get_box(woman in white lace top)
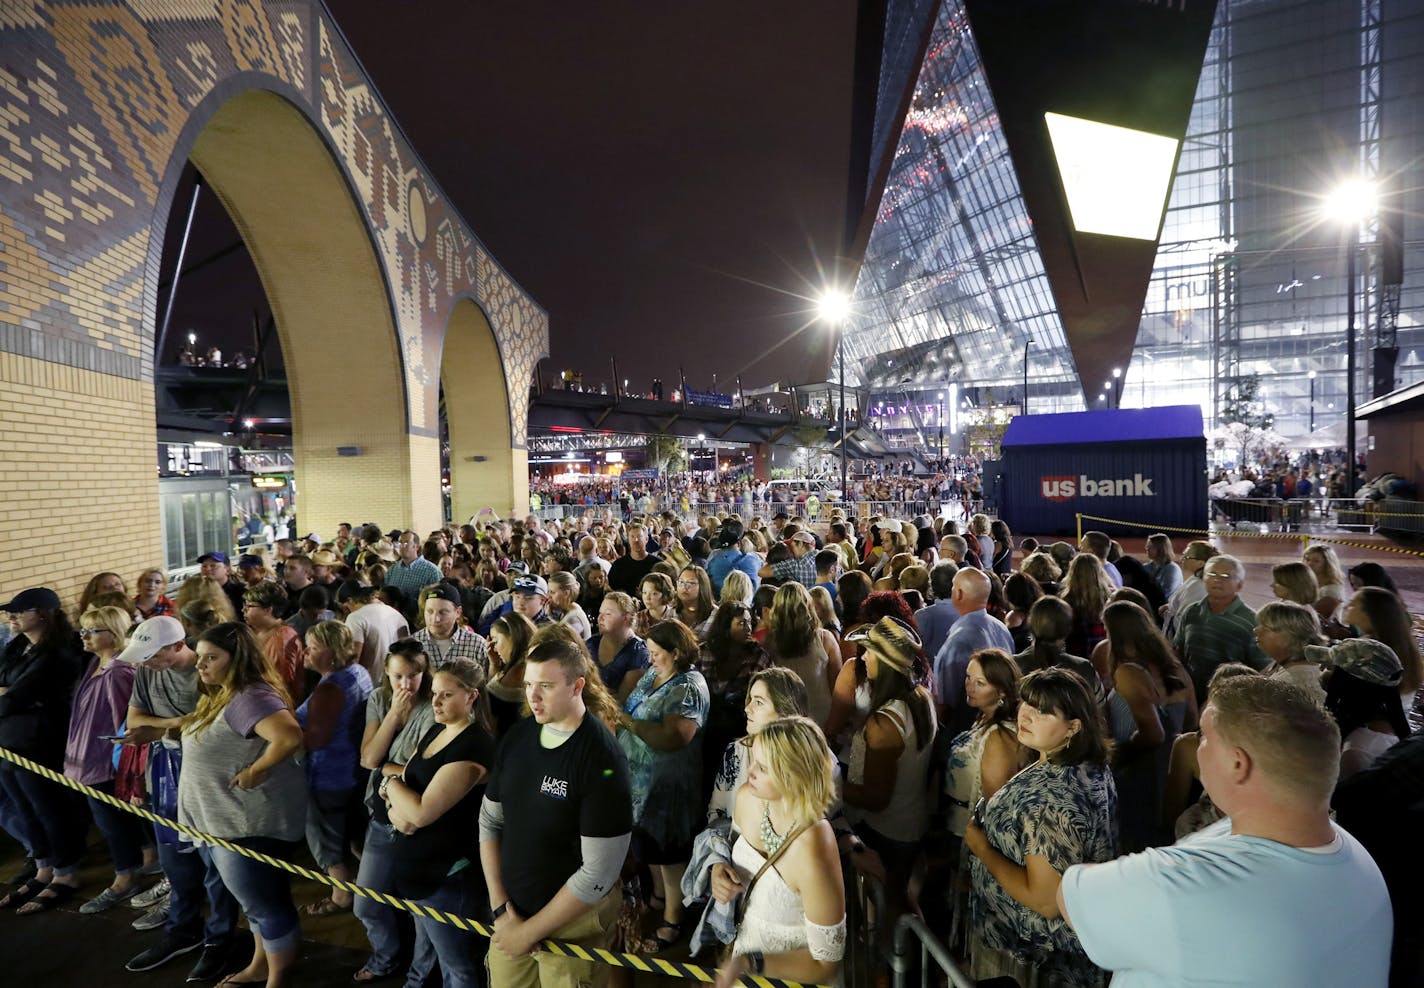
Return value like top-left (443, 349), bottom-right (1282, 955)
top-left (710, 716), bottom-right (846, 988)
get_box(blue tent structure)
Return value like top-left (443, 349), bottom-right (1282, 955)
top-left (997, 406), bottom-right (1207, 536)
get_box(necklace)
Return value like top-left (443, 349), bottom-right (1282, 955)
top-left (759, 802), bottom-right (785, 856)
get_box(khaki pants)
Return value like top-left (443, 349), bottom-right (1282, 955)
top-left (485, 890), bottom-right (621, 988)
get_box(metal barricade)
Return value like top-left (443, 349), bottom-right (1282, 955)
top-left (841, 853), bottom-right (890, 988)
top-left (889, 914), bottom-right (975, 988)
top-left (1210, 497), bottom-right (1281, 530)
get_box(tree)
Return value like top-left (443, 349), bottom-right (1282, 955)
top-left (790, 426), bottom-right (833, 476)
top-left (644, 434), bottom-right (687, 474)
top-left (1220, 373), bottom-right (1275, 431)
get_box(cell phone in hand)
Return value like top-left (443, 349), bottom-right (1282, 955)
top-left (97, 734), bottom-right (124, 741)
top-left (972, 796), bottom-right (987, 828)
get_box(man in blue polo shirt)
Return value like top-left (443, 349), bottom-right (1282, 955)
top-left (1057, 676), bottom-right (1391, 987)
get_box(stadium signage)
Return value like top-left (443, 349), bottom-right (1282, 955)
top-left (1041, 473), bottom-right (1155, 502)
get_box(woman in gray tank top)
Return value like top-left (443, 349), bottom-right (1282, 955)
top-left (179, 623), bottom-right (306, 988)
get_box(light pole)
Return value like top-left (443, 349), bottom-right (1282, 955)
top-left (1112, 367), bottom-right (1122, 409)
top-left (937, 391), bottom-right (945, 466)
top-left (1325, 178), bottom-right (1375, 490)
top-left (1103, 379), bottom-right (1114, 409)
top-left (1308, 370), bottom-right (1317, 432)
top-left (818, 290), bottom-right (852, 503)
top-left (1022, 338), bottom-right (1035, 414)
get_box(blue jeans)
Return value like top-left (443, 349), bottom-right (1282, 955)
top-left (159, 837), bottom-right (240, 944)
top-left (86, 781), bottom-right (146, 876)
top-left (0, 780), bottom-right (33, 856)
top-left (353, 822), bottom-right (404, 975)
top-left (0, 762), bottom-right (83, 874)
top-left (207, 837), bottom-right (301, 955)
top-left (405, 868), bottom-right (486, 988)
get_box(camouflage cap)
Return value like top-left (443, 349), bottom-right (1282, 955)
top-left (1304, 637), bottom-right (1403, 688)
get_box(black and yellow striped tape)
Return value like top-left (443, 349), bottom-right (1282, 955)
top-left (1075, 514), bottom-right (1424, 559)
top-left (0, 744), bottom-right (825, 988)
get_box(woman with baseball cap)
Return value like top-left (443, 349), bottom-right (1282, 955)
top-left (0, 587), bottom-right (87, 912)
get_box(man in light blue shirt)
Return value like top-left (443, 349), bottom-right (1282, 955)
top-left (914, 561), bottom-right (960, 660)
top-left (1057, 675), bottom-right (1391, 987)
top-left (932, 567), bottom-right (1012, 734)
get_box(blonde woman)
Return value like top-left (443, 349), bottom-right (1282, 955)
top-left (1271, 562), bottom-right (1320, 607)
top-left (296, 621), bottom-right (372, 916)
top-left (1062, 553), bottom-right (1115, 659)
top-left (710, 716), bottom-right (845, 988)
top-left (765, 583), bottom-right (843, 725)
top-left (547, 571), bottom-right (591, 639)
top-left (179, 622), bottom-right (305, 988)
top-left (1303, 544), bottom-right (1347, 624)
top-left (134, 567), bottom-right (176, 619)
top-left (63, 606), bottom-right (154, 914)
top-left (175, 575), bottom-right (237, 637)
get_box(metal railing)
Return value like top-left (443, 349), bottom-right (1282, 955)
top-left (527, 499), bottom-right (988, 527)
top-left (841, 852), bottom-right (890, 988)
top-left (888, 914), bottom-right (975, 988)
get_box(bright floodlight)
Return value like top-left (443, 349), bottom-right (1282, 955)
top-left (1045, 112), bottom-right (1180, 240)
top-left (817, 290), bottom-right (852, 323)
top-left (1112, 367), bottom-right (1122, 378)
top-left (1324, 178), bottom-right (1377, 223)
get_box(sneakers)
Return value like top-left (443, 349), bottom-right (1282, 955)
top-left (125, 933), bottom-right (202, 973)
top-left (132, 900), bottom-right (169, 931)
top-left (187, 941), bottom-right (238, 983)
top-left (79, 884), bottom-right (141, 914)
top-left (131, 877), bottom-right (171, 909)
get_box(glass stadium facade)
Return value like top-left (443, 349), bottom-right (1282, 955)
top-left (843, 0), bottom-right (1424, 444)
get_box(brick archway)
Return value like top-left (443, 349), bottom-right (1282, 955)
top-left (441, 298), bottom-right (527, 521)
top-left (0, 2), bottom-right (546, 602)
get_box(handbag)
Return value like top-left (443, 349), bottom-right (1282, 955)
top-left (148, 743), bottom-right (184, 845)
top-left (720, 820), bottom-right (811, 965)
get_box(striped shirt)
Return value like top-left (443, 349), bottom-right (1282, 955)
top-left (1174, 596), bottom-right (1270, 698)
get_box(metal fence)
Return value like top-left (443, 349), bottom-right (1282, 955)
top-left (888, 914), bottom-right (975, 988)
top-left (528, 499), bottom-right (988, 527)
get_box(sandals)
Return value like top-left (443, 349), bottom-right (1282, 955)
top-left (0, 878), bottom-right (47, 910)
top-left (653, 919), bottom-right (684, 951)
top-left (352, 965), bottom-right (397, 983)
top-left (15, 881), bottom-right (80, 915)
top-left (304, 896), bottom-right (353, 917)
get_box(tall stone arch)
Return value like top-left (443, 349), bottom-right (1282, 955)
top-left (0, 1), bottom-right (546, 601)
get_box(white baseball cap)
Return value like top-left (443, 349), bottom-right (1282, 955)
top-left (117, 616), bottom-right (186, 664)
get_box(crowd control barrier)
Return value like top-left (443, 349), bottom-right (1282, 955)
top-left (887, 914), bottom-right (975, 988)
top-left (0, 743), bottom-right (831, 988)
top-left (1075, 513), bottom-right (1424, 561)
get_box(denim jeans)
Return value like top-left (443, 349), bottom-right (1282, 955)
top-left (0, 762), bottom-right (83, 874)
top-left (86, 781), bottom-right (146, 876)
top-left (405, 868), bottom-right (487, 988)
top-left (159, 836), bottom-right (240, 944)
top-left (207, 837), bottom-right (301, 955)
top-left (0, 780), bottom-right (33, 856)
top-left (353, 821), bottom-right (405, 975)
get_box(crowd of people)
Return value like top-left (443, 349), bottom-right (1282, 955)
top-left (0, 503), bottom-right (1418, 987)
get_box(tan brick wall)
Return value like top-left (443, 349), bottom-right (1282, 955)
top-left (0, 352), bottom-right (161, 608)
top-left (0, 1), bottom-right (545, 593)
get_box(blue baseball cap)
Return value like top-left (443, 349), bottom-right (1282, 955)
top-left (196, 551), bottom-right (229, 565)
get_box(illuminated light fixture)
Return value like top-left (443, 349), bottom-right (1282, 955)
top-left (1322, 178), bottom-right (1377, 222)
top-left (1045, 112), bottom-right (1180, 240)
top-left (816, 290), bottom-right (851, 323)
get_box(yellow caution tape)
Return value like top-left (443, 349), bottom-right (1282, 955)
top-left (1075, 514), bottom-right (1424, 559)
top-left (0, 744), bottom-right (823, 988)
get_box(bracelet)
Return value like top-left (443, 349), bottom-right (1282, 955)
top-left (379, 776), bottom-right (394, 800)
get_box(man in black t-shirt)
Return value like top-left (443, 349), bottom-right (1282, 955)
top-left (480, 636), bottom-right (631, 986)
top-left (607, 522), bottom-right (659, 596)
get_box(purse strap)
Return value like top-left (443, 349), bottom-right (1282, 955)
top-left (733, 820), bottom-right (811, 928)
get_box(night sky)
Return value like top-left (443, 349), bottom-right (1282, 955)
top-left (161, 2), bottom-right (862, 393)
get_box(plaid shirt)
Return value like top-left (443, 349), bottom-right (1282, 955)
top-left (414, 625), bottom-right (489, 674)
top-left (769, 550), bottom-right (818, 587)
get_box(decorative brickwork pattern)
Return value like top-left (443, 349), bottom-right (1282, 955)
top-left (0, 1), bottom-right (546, 603)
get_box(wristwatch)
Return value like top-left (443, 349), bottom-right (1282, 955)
top-left (492, 901), bottom-right (510, 920)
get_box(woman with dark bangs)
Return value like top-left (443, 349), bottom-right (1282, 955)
top-left (965, 668), bottom-right (1116, 987)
